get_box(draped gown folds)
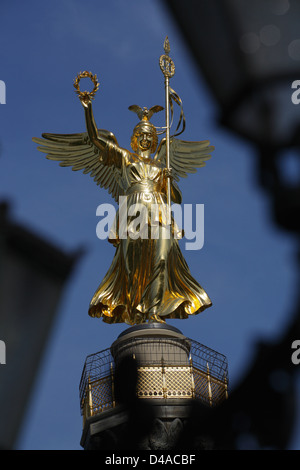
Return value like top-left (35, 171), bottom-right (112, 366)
top-left (88, 141), bottom-right (212, 324)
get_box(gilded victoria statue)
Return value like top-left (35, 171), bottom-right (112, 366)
top-left (33, 40), bottom-right (214, 325)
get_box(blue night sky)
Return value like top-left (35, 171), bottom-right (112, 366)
top-left (0, 0), bottom-right (299, 449)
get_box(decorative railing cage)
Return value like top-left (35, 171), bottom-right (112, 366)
top-left (79, 338), bottom-right (228, 424)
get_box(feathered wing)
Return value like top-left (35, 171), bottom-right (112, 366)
top-left (32, 130), bottom-right (123, 202)
top-left (154, 137), bottom-right (214, 182)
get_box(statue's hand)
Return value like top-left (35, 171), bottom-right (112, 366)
top-left (163, 168), bottom-right (173, 180)
top-left (79, 92), bottom-right (92, 108)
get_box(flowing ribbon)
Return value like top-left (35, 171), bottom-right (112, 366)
top-left (155, 87), bottom-right (186, 137)
top-left (169, 87), bottom-right (186, 137)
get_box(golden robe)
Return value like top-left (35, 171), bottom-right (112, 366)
top-left (88, 141), bottom-right (212, 324)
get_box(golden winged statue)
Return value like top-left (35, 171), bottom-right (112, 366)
top-left (33, 69), bottom-right (214, 326)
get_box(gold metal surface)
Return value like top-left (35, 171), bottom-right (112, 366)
top-left (73, 70), bottom-right (99, 101)
top-left (33, 39), bottom-right (214, 326)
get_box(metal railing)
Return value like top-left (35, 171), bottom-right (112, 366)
top-left (80, 338), bottom-right (228, 425)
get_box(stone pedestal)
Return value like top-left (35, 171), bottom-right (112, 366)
top-left (80, 323), bottom-right (228, 450)
top-left (111, 323), bottom-right (191, 366)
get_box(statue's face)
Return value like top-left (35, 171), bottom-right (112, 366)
top-left (131, 123), bottom-right (158, 155)
top-left (137, 130), bottom-right (154, 152)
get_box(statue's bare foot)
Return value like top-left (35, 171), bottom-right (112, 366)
top-left (149, 314), bottom-right (166, 324)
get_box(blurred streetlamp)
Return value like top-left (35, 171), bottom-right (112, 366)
top-left (165, 0), bottom-right (300, 148)
top-left (163, 0), bottom-right (300, 449)
top-left (0, 202), bottom-right (81, 449)
top-left (164, 0), bottom-right (300, 232)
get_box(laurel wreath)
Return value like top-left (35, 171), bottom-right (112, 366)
top-left (73, 71), bottom-right (100, 101)
top-left (159, 55), bottom-right (175, 78)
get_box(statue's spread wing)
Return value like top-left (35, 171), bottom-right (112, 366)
top-left (32, 130), bottom-right (123, 202)
top-left (154, 137), bottom-right (214, 181)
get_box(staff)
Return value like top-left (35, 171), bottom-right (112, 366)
top-left (159, 36), bottom-right (175, 225)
